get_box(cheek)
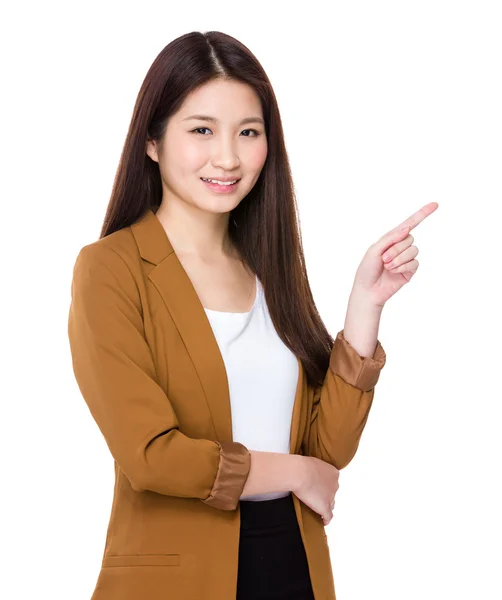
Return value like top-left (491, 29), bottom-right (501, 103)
top-left (177, 143), bottom-right (207, 172)
top-left (246, 139), bottom-right (268, 170)
top-left (165, 132), bottom-right (206, 173)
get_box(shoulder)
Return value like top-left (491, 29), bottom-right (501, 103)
top-left (71, 226), bottom-right (142, 293)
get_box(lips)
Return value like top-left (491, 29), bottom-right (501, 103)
top-left (200, 178), bottom-right (241, 193)
top-left (200, 177), bottom-right (241, 184)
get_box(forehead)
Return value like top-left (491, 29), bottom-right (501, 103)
top-left (177, 79), bottom-right (263, 119)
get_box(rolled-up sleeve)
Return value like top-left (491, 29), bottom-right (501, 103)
top-left (68, 243), bottom-right (251, 510)
top-left (301, 329), bottom-right (386, 469)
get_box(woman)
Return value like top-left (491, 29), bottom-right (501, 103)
top-left (68, 30), bottom-right (437, 600)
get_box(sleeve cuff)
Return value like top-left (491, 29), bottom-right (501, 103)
top-left (201, 441), bottom-right (251, 510)
top-left (329, 329), bottom-right (387, 391)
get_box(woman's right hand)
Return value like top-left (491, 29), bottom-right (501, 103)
top-left (293, 455), bottom-right (340, 526)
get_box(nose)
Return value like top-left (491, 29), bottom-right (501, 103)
top-left (211, 136), bottom-right (240, 171)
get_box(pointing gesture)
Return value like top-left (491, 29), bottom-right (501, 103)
top-left (351, 202), bottom-right (439, 307)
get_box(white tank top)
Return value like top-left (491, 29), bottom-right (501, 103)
top-left (204, 274), bottom-right (299, 501)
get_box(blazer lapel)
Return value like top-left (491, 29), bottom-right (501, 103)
top-left (130, 208), bottom-right (305, 454)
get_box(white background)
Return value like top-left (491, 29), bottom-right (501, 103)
top-left (1, 1), bottom-right (501, 599)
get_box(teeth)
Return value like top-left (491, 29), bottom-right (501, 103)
top-left (201, 178), bottom-right (238, 185)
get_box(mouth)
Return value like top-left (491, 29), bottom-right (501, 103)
top-left (200, 177), bottom-right (241, 193)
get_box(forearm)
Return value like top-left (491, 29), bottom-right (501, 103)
top-left (343, 289), bottom-right (384, 358)
top-left (240, 451), bottom-right (305, 497)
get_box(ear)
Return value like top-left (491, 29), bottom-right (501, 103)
top-left (145, 139), bottom-right (159, 163)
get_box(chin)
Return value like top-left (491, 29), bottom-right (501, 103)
top-left (196, 196), bottom-right (245, 214)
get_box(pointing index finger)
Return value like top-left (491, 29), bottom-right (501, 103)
top-left (396, 202), bottom-right (439, 232)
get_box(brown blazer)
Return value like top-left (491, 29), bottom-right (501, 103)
top-left (67, 208), bottom-right (386, 600)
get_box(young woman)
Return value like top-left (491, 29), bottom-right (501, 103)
top-left (68, 30), bottom-right (437, 600)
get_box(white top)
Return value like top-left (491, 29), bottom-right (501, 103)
top-left (204, 274), bottom-right (299, 502)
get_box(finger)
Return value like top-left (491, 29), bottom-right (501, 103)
top-left (387, 258), bottom-right (419, 274)
top-left (374, 202), bottom-right (437, 256)
top-left (374, 202), bottom-right (439, 253)
top-left (395, 202), bottom-right (438, 233)
top-left (384, 245), bottom-right (419, 270)
top-left (382, 234), bottom-right (414, 263)
top-left (373, 225), bottom-right (412, 257)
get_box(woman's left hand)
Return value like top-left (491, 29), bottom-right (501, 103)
top-left (351, 202), bottom-right (439, 308)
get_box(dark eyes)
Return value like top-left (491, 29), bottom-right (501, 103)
top-left (190, 127), bottom-right (260, 137)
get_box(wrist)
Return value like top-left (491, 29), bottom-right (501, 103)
top-left (292, 454), bottom-right (310, 494)
top-left (348, 287), bottom-right (385, 312)
top-left (344, 289), bottom-right (383, 358)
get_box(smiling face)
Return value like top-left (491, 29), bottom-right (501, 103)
top-left (146, 78), bottom-right (268, 217)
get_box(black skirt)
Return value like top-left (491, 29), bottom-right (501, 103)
top-left (236, 492), bottom-right (316, 600)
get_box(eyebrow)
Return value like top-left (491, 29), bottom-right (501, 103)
top-left (182, 114), bottom-right (265, 126)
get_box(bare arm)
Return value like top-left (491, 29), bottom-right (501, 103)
top-left (240, 451), bottom-right (305, 497)
top-left (241, 451), bottom-right (341, 527)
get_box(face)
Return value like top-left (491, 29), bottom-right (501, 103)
top-left (146, 78), bottom-right (268, 217)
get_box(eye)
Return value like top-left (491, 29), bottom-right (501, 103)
top-left (241, 129), bottom-right (260, 137)
top-left (190, 128), bottom-right (261, 137)
top-left (191, 127), bottom-right (212, 135)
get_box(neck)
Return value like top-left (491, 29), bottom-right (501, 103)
top-left (155, 198), bottom-right (236, 261)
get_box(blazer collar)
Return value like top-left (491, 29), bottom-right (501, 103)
top-left (130, 208), bottom-right (305, 454)
top-left (130, 207), bottom-right (174, 265)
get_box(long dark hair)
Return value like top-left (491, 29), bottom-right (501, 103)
top-left (99, 30), bottom-right (335, 389)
